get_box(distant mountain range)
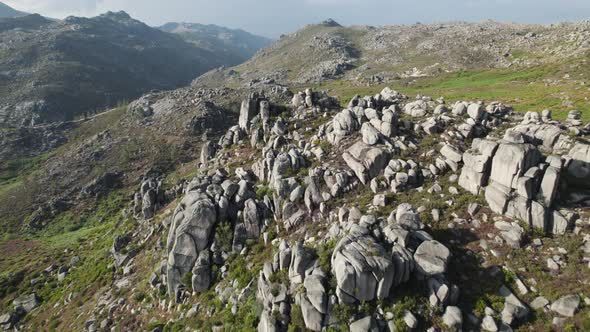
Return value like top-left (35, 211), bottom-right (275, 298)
top-left (159, 22), bottom-right (272, 64)
top-left (0, 1), bottom-right (27, 18)
top-left (0, 4), bottom-right (271, 127)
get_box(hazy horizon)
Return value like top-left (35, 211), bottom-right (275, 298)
top-left (4, 0), bottom-right (590, 38)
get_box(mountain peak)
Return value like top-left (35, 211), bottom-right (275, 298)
top-left (100, 10), bottom-right (132, 20)
top-left (320, 18), bottom-right (341, 27)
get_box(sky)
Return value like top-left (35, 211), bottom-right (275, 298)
top-left (4, 0), bottom-right (590, 38)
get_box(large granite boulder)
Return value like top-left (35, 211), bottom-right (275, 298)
top-left (343, 141), bottom-right (391, 185)
top-left (414, 240), bottom-right (451, 276)
top-left (566, 143), bottom-right (590, 188)
top-left (331, 225), bottom-right (394, 304)
top-left (489, 143), bottom-right (541, 189)
top-left (166, 191), bottom-right (217, 297)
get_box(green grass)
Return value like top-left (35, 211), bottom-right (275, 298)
top-left (315, 61), bottom-right (590, 121)
top-left (0, 189), bottom-right (129, 328)
top-left (0, 154), bottom-right (50, 186)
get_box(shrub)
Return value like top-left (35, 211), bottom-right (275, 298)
top-left (256, 185), bottom-right (273, 200)
top-left (181, 272), bottom-right (193, 292)
top-left (287, 304), bottom-right (306, 332)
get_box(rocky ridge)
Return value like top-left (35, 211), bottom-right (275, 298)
top-left (196, 20), bottom-right (590, 88)
top-left (51, 86), bottom-right (590, 332)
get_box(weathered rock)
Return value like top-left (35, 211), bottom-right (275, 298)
top-left (333, 109), bottom-right (359, 137)
top-left (459, 166), bottom-right (487, 195)
top-left (258, 310), bottom-right (277, 332)
top-left (414, 240), bottom-right (451, 276)
top-left (538, 166), bottom-right (560, 207)
top-left (550, 295), bottom-right (580, 317)
top-left (441, 144), bottom-right (462, 163)
top-left (361, 122), bottom-right (381, 145)
top-left (242, 198), bottom-right (261, 239)
top-left (13, 294), bottom-right (39, 313)
top-left (530, 296), bottom-right (549, 310)
top-left (499, 285), bottom-right (529, 325)
top-left (166, 192), bottom-right (217, 297)
top-left (343, 141), bottom-right (390, 185)
top-left (289, 243), bottom-right (315, 284)
top-left (297, 292), bottom-right (323, 331)
top-left (467, 103), bottom-right (484, 122)
top-left (350, 316), bottom-right (379, 332)
top-left (550, 210), bottom-right (569, 235)
top-left (566, 143), bottom-right (590, 188)
top-left (201, 141), bottom-right (217, 164)
top-left (442, 306), bottom-right (463, 331)
top-left (191, 249), bottom-right (211, 293)
top-left (489, 143), bottom-right (541, 189)
top-left (304, 273), bottom-right (328, 314)
top-left (481, 315), bottom-right (498, 332)
top-left (485, 181), bottom-right (511, 214)
top-left (331, 226), bottom-right (393, 303)
top-left (239, 95), bottom-right (259, 131)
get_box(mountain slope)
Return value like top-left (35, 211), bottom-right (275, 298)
top-left (196, 20), bottom-right (590, 87)
top-left (159, 22), bottom-right (272, 63)
top-left (0, 17), bottom-right (590, 332)
top-left (0, 11), bottom-right (255, 127)
top-left (0, 1), bottom-right (27, 18)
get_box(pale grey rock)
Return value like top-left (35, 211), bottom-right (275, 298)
top-left (489, 143), bottom-right (541, 189)
top-left (566, 143), bottom-right (590, 188)
top-left (485, 181), bottom-right (511, 214)
top-left (459, 166), bottom-right (486, 195)
top-left (538, 166), bottom-right (560, 207)
top-left (297, 293), bottom-right (323, 331)
top-left (441, 144), bottom-right (462, 163)
top-left (482, 315), bottom-right (498, 332)
top-left (343, 141), bottom-right (390, 185)
top-left (239, 96), bottom-right (258, 131)
top-left (331, 228), bottom-right (394, 303)
top-left (289, 243), bottom-right (315, 284)
top-left (499, 285), bottom-right (530, 325)
top-left (333, 109), bottom-right (359, 136)
top-left (258, 310), bottom-right (277, 332)
top-left (403, 310), bottom-right (418, 329)
top-left (191, 249), bottom-right (211, 293)
top-left (550, 210), bottom-right (569, 235)
top-left (350, 316), bottom-right (379, 332)
top-left (304, 273), bottom-right (328, 314)
top-left (550, 295), bottom-right (580, 317)
top-left (166, 192), bottom-right (217, 297)
top-left (468, 103), bottom-right (484, 122)
top-left (414, 240), bottom-right (451, 276)
top-left (442, 306), bottom-right (462, 331)
top-left (13, 293), bottom-right (39, 313)
top-left (452, 102), bottom-right (467, 116)
top-left (530, 296), bottom-right (549, 310)
top-left (361, 122), bottom-right (381, 145)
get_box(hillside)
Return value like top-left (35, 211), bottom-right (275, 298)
top-left (159, 22), bottom-right (272, 64)
top-left (195, 20), bottom-right (590, 120)
top-left (0, 2), bottom-right (27, 18)
top-left (199, 20), bottom-right (590, 85)
top-left (0, 11), bottom-right (263, 127)
top-left (0, 18), bottom-right (589, 332)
